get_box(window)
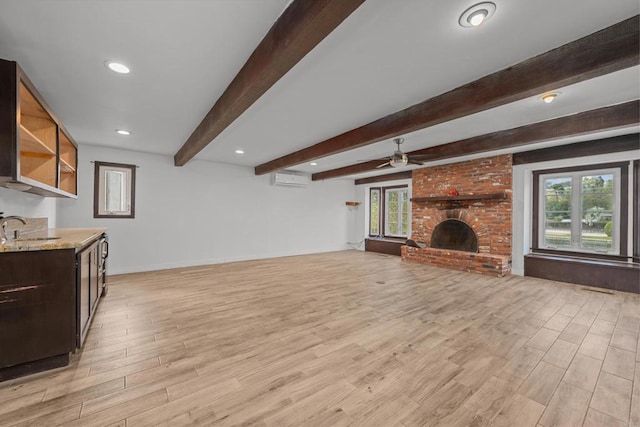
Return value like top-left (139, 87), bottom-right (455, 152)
top-left (385, 187), bottom-right (409, 237)
top-left (94, 161), bottom-right (136, 218)
top-left (369, 185), bottom-right (409, 238)
top-left (534, 163), bottom-right (628, 257)
top-left (370, 188), bottom-right (380, 235)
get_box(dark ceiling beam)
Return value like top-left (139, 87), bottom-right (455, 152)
top-left (512, 132), bottom-right (640, 165)
top-left (173, 0), bottom-right (366, 167)
top-left (255, 15), bottom-right (639, 175)
top-left (354, 171), bottom-right (412, 185)
top-left (312, 100), bottom-right (639, 180)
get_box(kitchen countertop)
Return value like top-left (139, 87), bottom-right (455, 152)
top-left (0, 228), bottom-right (107, 253)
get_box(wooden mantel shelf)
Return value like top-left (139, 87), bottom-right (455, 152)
top-left (410, 192), bottom-right (507, 203)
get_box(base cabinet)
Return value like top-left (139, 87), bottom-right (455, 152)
top-left (0, 249), bottom-right (76, 381)
top-left (365, 238), bottom-right (404, 256)
top-left (524, 253), bottom-right (640, 293)
top-left (0, 233), bottom-right (106, 381)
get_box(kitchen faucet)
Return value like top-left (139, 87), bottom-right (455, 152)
top-left (0, 216), bottom-right (27, 243)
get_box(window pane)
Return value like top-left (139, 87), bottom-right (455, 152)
top-left (543, 177), bottom-right (572, 248)
top-left (580, 174), bottom-right (614, 252)
top-left (386, 190), bottom-right (398, 235)
top-left (385, 189), bottom-right (407, 237)
top-left (105, 170), bottom-right (126, 212)
top-left (401, 190), bottom-right (409, 235)
top-left (370, 189), bottom-right (380, 235)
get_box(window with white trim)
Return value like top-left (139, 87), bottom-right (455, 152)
top-left (369, 185), bottom-right (409, 238)
top-left (537, 166), bottom-right (622, 255)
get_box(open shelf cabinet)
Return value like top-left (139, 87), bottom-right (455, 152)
top-left (59, 130), bottom-right (77, 195)
top-left (0, 59), bottom-right (78, 198)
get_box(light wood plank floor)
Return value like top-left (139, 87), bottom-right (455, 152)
top-left (1, 251), bottom-right (639, 426)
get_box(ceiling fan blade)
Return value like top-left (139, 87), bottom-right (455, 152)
top-left (376, 162), bottom-right (391, 169)
top-left (407, 159), bottom-right (424, 166)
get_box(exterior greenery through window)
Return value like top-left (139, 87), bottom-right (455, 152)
top-left (536, 165), bottom-right (623, 256)
top-left (369, 186), bottom-right (409, 238)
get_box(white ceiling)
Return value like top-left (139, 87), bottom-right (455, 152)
top-left (0, 0), bottom-right (638, 181)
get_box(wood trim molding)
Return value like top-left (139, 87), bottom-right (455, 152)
top-left (513, 133), bottom-right (639, 165)
top-left (173, 0), bottom-right (365, 166)
top-left (354, 171), bottom-right (412, 185)
top-left (256, 16), bottom-right (640, 175)
top-left (411, 192), bottom-right (507, 203)
top-left (314, 101), bottom-right (639, 181)
top-left (634, 160), bottom-right (639, 262)
top-left (0, 60), bottom-right (17, 178)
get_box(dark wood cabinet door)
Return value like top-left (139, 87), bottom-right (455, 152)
top-left (0, 249), bottom-right (75, 368)
top-left (77, 246), bottom-right (91, 347)
top-left (77, 239), bottom-right (101, 348)
top-left (89, 245), bottom-right (99, 313)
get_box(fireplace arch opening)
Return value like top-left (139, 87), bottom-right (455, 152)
top-left (430, 219), bottom-right (478, 253)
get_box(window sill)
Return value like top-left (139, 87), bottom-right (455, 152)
top-left (367, 236), bottom-right (407, 243)
top-left (531, 248), bottom-right (627, 263)
top-left (528, 252), bottom-right (637, 268)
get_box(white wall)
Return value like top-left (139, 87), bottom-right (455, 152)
top-left (511, 150), bottom-right (638, 275)
top-left (0, 187), bottom-right (57, 226)
top-left (57, 144), bottom-right (356, 274)
top-left (352, 184), bottom-right (368, 250)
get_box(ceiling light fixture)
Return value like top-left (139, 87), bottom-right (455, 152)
top-left (390, 155), bottom-right (408, 168)
top-left (115, 129), bottom-right (131, 135)
top-left (310, 162), bottom-right (318, 166)
top-left (105, 61), bottom-right (130, 74)
top-left (459, 2), bottom-right (496, 28)
top-left (235, 149), bottom-right (245, 154)
top-left (541, 93), bottom-right (559, 104)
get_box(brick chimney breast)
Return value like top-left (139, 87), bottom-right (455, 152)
top-left (404, 154), bottom-right (512, 276)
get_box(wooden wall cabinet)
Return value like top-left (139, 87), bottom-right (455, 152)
top-left (0, 58), bottom-right (77, 198)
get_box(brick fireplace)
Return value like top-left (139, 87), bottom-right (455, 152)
top-left (401, 154), bottom-right (512, 276)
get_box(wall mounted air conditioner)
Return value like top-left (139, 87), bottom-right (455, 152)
top-left (272, 172), bottom-right (309, 187)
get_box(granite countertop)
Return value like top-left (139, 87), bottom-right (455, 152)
top-left (0, 228), bottom-right (107, 253)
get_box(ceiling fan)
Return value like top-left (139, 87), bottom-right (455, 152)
top-left (376, 138), bottom-right (425, 168)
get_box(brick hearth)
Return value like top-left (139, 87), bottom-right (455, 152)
top-left (402, 246), bottom-right (511, 276)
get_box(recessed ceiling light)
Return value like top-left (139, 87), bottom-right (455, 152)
top-left (310, 162), bottom-right (318, 166)
top-left (459, 2), bottom-right (496, 28)
top-left (235, 149), bottom-right (244, 154)
top-left (105, 61), bottom-right (130, 74)
top-left (540, 93), bottom-right (559, 104)
top-left (115, 129), bottom-right (131, 135)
